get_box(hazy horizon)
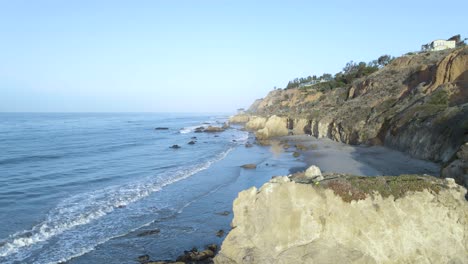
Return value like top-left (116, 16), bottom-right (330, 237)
top-left (1, 0), bottom-right (467, 113)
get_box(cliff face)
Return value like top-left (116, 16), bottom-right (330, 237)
top-left (215, 174), bottom-right (468, 264)
top-left (231, 47), bottom-right (468, 185)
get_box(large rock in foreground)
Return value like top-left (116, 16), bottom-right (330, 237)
top-left (215, 174), bottom-right (468, 264)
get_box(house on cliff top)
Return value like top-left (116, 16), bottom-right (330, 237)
top-left (421, 35), bottom-right (465, 51)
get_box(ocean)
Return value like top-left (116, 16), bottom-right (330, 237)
top-left (0, 113), bottom-right (303, 263)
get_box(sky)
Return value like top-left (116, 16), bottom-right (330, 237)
top-left (0, 0), bottom-right (467, 113)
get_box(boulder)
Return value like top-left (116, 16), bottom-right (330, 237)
top-left (170, 145), bottom-right (181, 149)
top-left (176, 247), bottom-right (215, 262)
top-left (245, 143), bottom-right (253, 148)
top-left (216, 229), bottom-right (225, 237)
top-left (194, 127), bottom-right (205, 133)
top-left (207, 244), bottom-right (218, 252)
top-left (216, 211), bottom-right (230, 216)
top-left (255, 115), bottom-right (289, 140)
top-left (188, 141), bottom-right (196, 145)
top-left (292, 151), bottom-right (300, 157)
top-left (304, 165), bottom-right (324, 182)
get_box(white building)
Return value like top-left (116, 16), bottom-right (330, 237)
top-left (421, 39), bottom-right (456, 51)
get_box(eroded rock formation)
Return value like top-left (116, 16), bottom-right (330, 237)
top-left (215, 173), bottom-right (468, 264)
top-left (231, 47), bottom-right (468, 185)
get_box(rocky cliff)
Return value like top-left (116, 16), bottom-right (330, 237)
top-left (230, 47), bottom-right (468, 185)
top-left (215, 172), bottom-right (468, 264)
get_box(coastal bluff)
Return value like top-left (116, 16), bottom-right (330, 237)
top-left (229, 47), bottom-right (468, 187)
top-left (214, 173), bottom-right (468, 264)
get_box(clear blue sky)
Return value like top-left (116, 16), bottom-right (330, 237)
top-left (1, 0), bottom-right (466, 113)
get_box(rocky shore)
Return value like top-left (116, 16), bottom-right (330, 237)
top-left (142, 48), bottom-right (468, 263)
top-left (214, 169), bottom-right (468, 264)
top-left (211, 47), bottom-right (468, 263)
top-left (230, 47), bottom-right (468, 188)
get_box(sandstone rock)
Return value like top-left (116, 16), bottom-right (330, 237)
top-left (241, 47), bottom-right (468, 186)
top-left (292, 119), bottom-right (308, 135)
top-left (204, 126), bottom-right (225, 133)
top-left (245, 116), bottom-right (267, 131)
top-left (304, 165), bottom-right (323, 181)
top-left (229, 114), bottom-right (250, 124)
top-left (215, 172), bottom-right (468, 264)
top-left (442, 142), bottom-right (468, 187)
top-left (255, 115), bottom-right (289, 140)
top-left (241, 164), bottom-right (256, 169)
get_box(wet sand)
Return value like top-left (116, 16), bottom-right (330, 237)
top-left (276, 135), bottom-right (440, 177)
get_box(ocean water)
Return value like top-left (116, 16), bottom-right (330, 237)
top-left (0, 113), bottom-right (302, 263)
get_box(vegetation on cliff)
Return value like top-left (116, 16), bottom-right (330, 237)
top-left (283, 54), bottom-right (394, 91)
top-left (239, 47), bottom-right (468, 186)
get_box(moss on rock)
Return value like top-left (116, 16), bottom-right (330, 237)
top-left (317, 174), bottom-right (445, 202)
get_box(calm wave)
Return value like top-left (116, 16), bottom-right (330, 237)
top-left (0, 113), bottom-right (250, 263)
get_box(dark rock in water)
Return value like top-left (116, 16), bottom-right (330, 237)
top-left (170, 145), bottom-right (181, 149)
top-left (214, 135), bottom-right (219, 137)
top-left (117, 205), bottom-right (126, 208)
top-left (295, 144), bottom-right (308, 151)
top-left (137, 228), bottom-right (160, 237)
top-left (194, 127), bottom-right (205, 133)
top-left (232, 139), bottom-right (237, 142)
top-left (188, 141), bottom-right (196, 145)
top-left (155, 127), bottom-right (169, 130)
top-left (245, 142), bottom-right (253, 148)
top-left (222, 123), bottom-right (230, 129)
top-left (191, 136), bottom-right (197, 139)
top-left (241, 164), bottom-right (257, 169)
top-left (216, 211), bottom-right (230, 216)
top-left (156, 244), bottom-right (217, 264)
top-left (192, 249), bottom-right (215, 261)
top-left (176, 250), bottom-right (214, 262)
top-left (293, 151), bottom-right (300, 157)
top-left (216, 229), bottom-right (225, 237)
top-left (207, 244), bottom-right (218, 252)
top-left (137, 254), bottom-right (150, 263)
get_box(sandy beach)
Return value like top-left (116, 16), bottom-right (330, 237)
top-left (275, 135), bottom-right (440, 177)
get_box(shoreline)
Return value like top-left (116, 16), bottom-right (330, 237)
top-left (276, 135), bottom-right (440, 177)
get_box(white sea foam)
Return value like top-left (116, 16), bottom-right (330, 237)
top-left (0, 147), bottom-right (234, 262)
top-left (179, 125), bottom-right (206, 134)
